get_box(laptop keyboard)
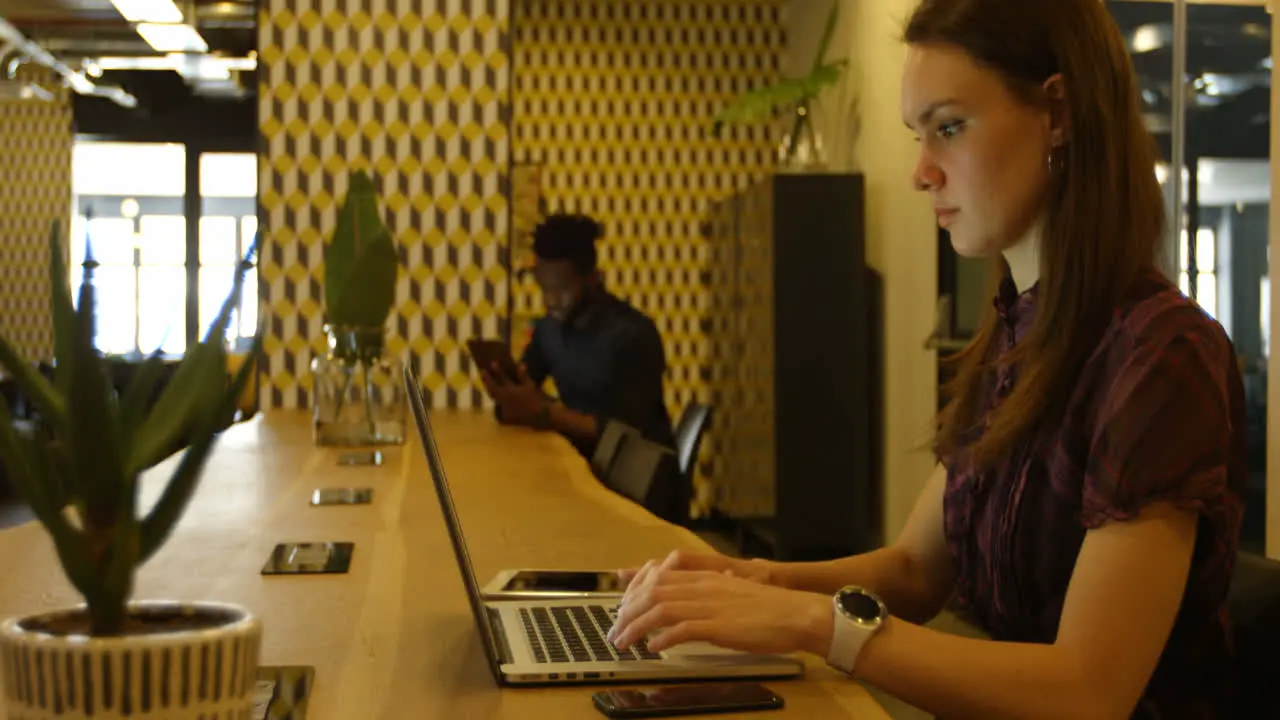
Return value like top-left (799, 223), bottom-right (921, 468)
top-left (519, 605), bottom-right (662, 664)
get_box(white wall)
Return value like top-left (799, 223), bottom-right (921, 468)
top-left (1267, 10), bottom-right (1280, 560)
top-left (785, 0), bottom-right (939, 541)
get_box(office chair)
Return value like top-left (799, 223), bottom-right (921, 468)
top-left (0, 377), bottom-right (18, 501)
top-left (1228, 551), bottom-right (1280, 718)
top-left (673, 402), bottom-right (713, 480)
top-left (605, 435), bottom-right (689, 526)
top-left (591, 419), bottom-right (640, 479)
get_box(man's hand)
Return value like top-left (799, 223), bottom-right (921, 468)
top-left (480, 363), bottom-right (547, 426)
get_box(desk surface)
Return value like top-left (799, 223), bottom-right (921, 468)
top-left (0, 411), bottom-right (889, 719)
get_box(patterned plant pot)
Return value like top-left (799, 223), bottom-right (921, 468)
top-left (0, 601), bottom-right (261, 720)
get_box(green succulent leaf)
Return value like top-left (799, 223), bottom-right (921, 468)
top-left (138, 330), bottom-right (262, 565)
top-left (66, 278), bottom-right (128, 530)
top-left (0, 404), bottom-right (54, 527)
top-left (30, 443), bottom-right (99, 600)
top-left (125, 345), bottom-right (216, 475)
top-left (127, 253), bottom-right (250, 476)
top-left (119, 352), bottom-right (169, 447)
top-left (813, 0), bottom-right (840, 74)
top-left (324, 170), bottom-right (398, 328)
top-left (0, 403), bottom-right (94, 600)
top-left (0, 333), bottom-right (64, 434)
top-left (48, 220), bottom-right (78, 403)
top-left (99, 509), bottom-right (139, 633)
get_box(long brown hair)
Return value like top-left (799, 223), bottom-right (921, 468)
top-left (906, 0), bottom-right (1168, 468)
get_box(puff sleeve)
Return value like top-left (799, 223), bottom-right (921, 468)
top-left (1081, 325), bottom-right (1237, 529)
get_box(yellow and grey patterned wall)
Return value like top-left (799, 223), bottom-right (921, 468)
top-left (258, 0), bottom-right (510, 409)
top-left (512, 0), bottom-right (784, 500)
top-left (0, 66), bottom-right (72, 363)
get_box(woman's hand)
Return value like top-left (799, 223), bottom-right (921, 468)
top-left (607, 568), bottom-right (834, 657)
top-left (618, 550), bottom-right (779, 588)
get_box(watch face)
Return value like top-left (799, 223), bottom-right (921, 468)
top-left (840, 590), bottom-right (883, 622)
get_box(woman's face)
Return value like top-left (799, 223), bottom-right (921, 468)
top-left (901, 43), bottom-right (1058, 259)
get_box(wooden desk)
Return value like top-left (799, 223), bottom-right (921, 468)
top-left (0, 411), bottom-right (889, 719)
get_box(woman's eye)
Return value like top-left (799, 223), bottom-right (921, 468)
top-left (937, 121), bottom-right (966, 139)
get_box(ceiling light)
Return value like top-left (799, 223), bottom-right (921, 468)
top-left (92, 54), bottom-right (256, 75)
top-left (1132, 25), bottom-right (1164, 54)
top-left (136, 23), bottom-right (208, 53)
top-left (95, 56), bottom-right (176, 71)
top-left (174, 54), bottom-right (231, 81)
top-left (110, 0), bottom-right (183, 23)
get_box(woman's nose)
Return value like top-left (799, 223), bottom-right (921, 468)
top-left (913, 154), bottom-right (943, 192)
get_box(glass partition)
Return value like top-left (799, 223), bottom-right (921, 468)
top-left (1110, 0), bottom-right (1270, 552)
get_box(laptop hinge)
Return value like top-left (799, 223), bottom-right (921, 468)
top-left (487, 607), bottom-right (516, 665)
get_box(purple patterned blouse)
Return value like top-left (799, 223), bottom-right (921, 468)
top-left (943, 272), bottom-right (1247, 718)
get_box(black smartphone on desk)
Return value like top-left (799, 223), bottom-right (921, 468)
top-left (592, 683), bottom-right (783, 718)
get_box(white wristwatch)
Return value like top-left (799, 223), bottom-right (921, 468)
top-left (825, 585), bottom-right (887, 675)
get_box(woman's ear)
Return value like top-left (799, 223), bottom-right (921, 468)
top-left (1042, 73), bottom-right (1070, 147)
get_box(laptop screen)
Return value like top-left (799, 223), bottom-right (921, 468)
top-left (403, 366), bottom-right (504, 681)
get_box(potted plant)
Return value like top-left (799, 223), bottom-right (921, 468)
top-left (0, 222), bottom-right (263, 718)
top-left (310, 169), bottom-right (404, 446)
top-left (711, 1), bottom-right (847, 168)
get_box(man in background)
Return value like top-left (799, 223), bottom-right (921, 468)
top-left (480, 213), bottom-right (674, 459)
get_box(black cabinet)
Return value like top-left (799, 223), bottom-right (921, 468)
top-left (702, 173), bottom-right (881, 560)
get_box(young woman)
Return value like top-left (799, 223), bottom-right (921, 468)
top-left (606, 1), bottom-right (1247, 717)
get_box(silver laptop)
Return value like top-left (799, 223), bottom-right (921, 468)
top-left (403, 366), bottom-right (805, 685)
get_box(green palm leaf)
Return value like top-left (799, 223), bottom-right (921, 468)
top-left (325, 170), bottom-right (398, 329)
top-left (711, 2), bottom-right (846, 142)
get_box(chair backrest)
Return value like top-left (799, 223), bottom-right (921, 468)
top-left (673, 402), bottom-right (713, 479)
top-left (1229, 551), bottom-right (1280, 718)
top-left (605, 435), bottom-right (689, 526)
top-left (0, 377), bottom-right (21, 419)
top-left (591, 419), bottom-right (640, 479)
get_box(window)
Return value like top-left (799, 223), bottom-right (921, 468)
top-left (1178, 226), bottom-right (1218, 318)
top-left (199, 152), bottom-right (258, 345)
top-left (71, 142), bottom-right (259, 356)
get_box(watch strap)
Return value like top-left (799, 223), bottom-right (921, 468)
top-left (826, 587), bottom-right (885, 675)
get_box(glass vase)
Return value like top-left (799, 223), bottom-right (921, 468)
top-left (777, 103), bottom-right (826, 172)
top-left (311, 324), bottom-right (406, 446)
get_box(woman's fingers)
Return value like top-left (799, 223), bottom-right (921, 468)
top-left (648, 619), bottom-right (724, 652)
top-left (618, 550), bottom-right (735, 593)
top-left (610, 599), bottom-right (712, 650)
top-left (618, 559), bottom-right (660, 606)
top-left (611, 573), bottom-right (740, 647)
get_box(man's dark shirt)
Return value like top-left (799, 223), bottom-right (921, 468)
top-left (521, 290), bottom-right (675, 458)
